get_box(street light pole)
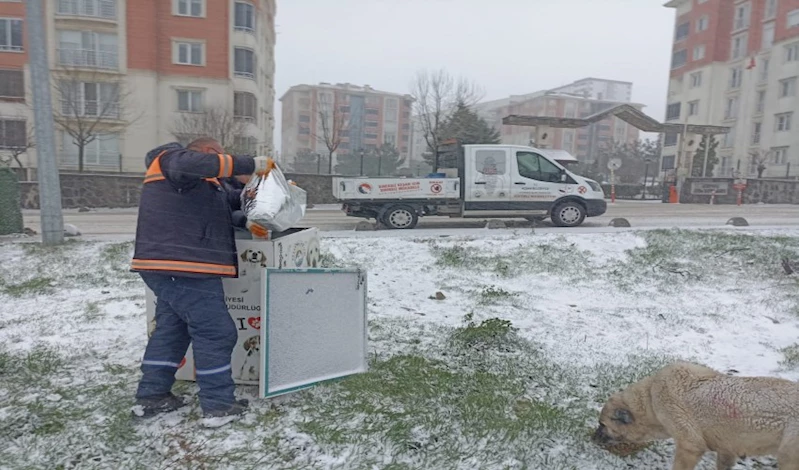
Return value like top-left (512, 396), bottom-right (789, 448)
top-left (26, 0), bottom-right (64, 245)
top-left (642, 158), bottom-right (651, 200)
top-left (359, 149), bottom-right (365, 176)
top-left (377, 151), bottom-right (382, 176)
top-left (316, 153), bottom-right (321, 174)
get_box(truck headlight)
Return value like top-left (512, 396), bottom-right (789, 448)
top-left (586, 180), bottom-right (602, 192)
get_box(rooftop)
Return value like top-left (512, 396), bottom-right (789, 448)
top-left (280, 83), bottom-right (413, 101)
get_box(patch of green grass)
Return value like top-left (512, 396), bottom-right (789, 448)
top-left (82, 301), bottom-right (102, 322)
top-left (20, 346), bottom-right (65, 377)
top-left (780, 343), bottom-right (799, 368)
top-left (3, 276), bottom-right (54, 297)
top-left (101, 241), bottom-right (133, 263)
top-left (450, 316), bottom-right (519, 352)
top-left (20, 239), bottom-right (80, 256)
top-left (477, 285), bottom-right (517, 304)
top-left (318, 251), bottom-right (343, 268)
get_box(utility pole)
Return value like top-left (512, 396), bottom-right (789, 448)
top-left (27, 0), bottom-right (64, 245)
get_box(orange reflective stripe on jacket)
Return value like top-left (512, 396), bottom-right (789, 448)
top-left (131, 259), bottom-right (236, 276)
top-left (143, 152), bottom-right (227, 186)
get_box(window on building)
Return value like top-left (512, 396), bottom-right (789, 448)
top-left (234, 1), bottom-right (255, 32)
top-left (696, 15), bottom-right (709, 32)
top-left (384, 98), bottom-right (398, 122)
top-left (724, 96), bottom-right (739, 119)
top-left (383, 132), bottom-right (396, 146)
top-left (690, 71), bottom-right (703, 88)
top-left (729, 66), bottom-right (743, 89)
top-left (731, 33), bottom-right (748, 59)
top-left (776, 113), bottom-right (793, 131)
top-left (563, 130), bottom-right (574, 152)
top-left (722, 127), bottom-right (736, 148)
top-left (663, 133), bottom-right (678, 147)
top-left (174, 41), bottom-right (203, 66)
top-left (233, 91), bottom-right (257, 120)
top-left (734, 2), bottom-right (751, 30)
top-left (780, 77), bottom-right (797, 98)
top-left (564, 101), bottom-right (577, 118)
top-left (666, 102), bottom-right (681, 121)
top-left (298, 127), bottom-right (310, 135)
top-left (0, 119), bottom-right (26, 149)
top-left (688, 100), bottom-right (700, 116)
top-left (752, 122), bottom-right (762, 145)
top-left (365, 121), bottom-right (378, 128)
top-left (766, 0), bottom-right (778, 19)
top-left (57, 30), bottom-right (118, 69)
top-left (57, 0), bottom-right (117, 19)
top-left (693, 44), bottom-right (706, 60)
top-left (756, 90), bottom-right (767, 113)
top-left (233, 136), bottom-right (257, 154)
top-left (0, 69), bottom-right (24, 99)
top-left (175, 0), bottom-right (203, 17)
top-left (61, 132), bottom-right (119, 167)
top-left (671, 49), bottom-right (687, 69)
top-left (59, 81), bottom-right (120, 118)
top-left (760, 57), bottom-right (770, 82)
top-left (675, 22), bottom-right (690, 41)
top-left (761, 23), bottom-right (775, 50)
top-left (234, 47), bottom-right (256, 79)
top-left (364, 133), bottom-right (378, 139)
top-left (176, 89), bottom-right (203, 112)
top-left (0, 18), bottom-right (22, 52)
top-left (785, 42), bottom-right (799, 62)
top-left (789, 9), bottom-right (799, 28)
top-left (772, 147), bottom-right (788, 164)
top-left (365, 108), bottom-right (379, 115)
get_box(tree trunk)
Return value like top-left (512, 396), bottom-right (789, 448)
top-left (78, 145), bottom-right (84, 172)
top-left (328, 150), bottom-right (334, 175)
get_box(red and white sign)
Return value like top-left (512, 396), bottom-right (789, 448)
top-left (577, 186), bottom-right (587, 194)
top-left (377, 181), bottom-right (422, 194)
top-left (430, 183), bottom-right (442, 194)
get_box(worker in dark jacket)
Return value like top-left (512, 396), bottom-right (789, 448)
top-left (221, 176), bottom-right (249, 232)
top-left (131, 137), bottom-right (269, 420)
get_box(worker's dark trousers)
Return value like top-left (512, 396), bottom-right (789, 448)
top-left (137, 272), bottom-right (237, 413)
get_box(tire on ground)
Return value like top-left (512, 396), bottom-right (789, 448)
top-left (550, 201), bottom-right (586, 227)
top-left (382, 205), bottom-right (419, 230)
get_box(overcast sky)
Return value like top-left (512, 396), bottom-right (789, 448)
top-left (273, 0), bottom-right (675, 152)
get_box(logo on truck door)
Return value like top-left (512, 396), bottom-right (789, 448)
top-left (430, 183), bottom-right (442, 194)
top-left (358, 183), bottom-right (373, 194)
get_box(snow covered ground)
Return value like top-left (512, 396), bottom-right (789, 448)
top-left (1, 229), bottom-right (798, 469)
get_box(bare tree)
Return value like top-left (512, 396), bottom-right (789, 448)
top-left (0, 116), bottom-right (34, 169)
top-left (410, 69), bottom-right (483, 171)
top-left (170, 106), bottom-right (257, 156)
top-left (51, 68), bottom-right (138, 172)
top-left (311, 92), bottom-right (348, 174)
top-left (748, 149), bottom-right (771, 178)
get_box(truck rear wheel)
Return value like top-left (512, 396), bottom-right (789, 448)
top-left (382, 205), bottom-right (419, 230)
top-left (551, 201), bottom-right (586, 227)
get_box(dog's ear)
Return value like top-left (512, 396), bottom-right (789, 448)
top-left (240, 250), bottom-right (248, 262)
top-left (259, 252), bottom-right (267, 267)
top-left (612, 408), bottom-right (634, 425)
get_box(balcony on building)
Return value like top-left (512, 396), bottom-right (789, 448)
top-left (55, 0), bottom-right (118, 23)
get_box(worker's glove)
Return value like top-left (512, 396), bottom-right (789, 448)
top-left (246, 220), bottom-right (269, 239)
top-left (253, 156), bottom-right (275, 176)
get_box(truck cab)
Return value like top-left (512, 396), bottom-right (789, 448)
top-left (457, 144), bottom-right (606, 226)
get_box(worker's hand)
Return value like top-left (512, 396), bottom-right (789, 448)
top-left (246, 220), bottom-right (269, 239)
top-left (253, 156), bottom-right (275, 176)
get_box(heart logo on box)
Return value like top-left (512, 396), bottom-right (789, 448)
top-left (247, 317), bottom-right (261, 330)
top-left (178, 357), bottom-right (187, 369)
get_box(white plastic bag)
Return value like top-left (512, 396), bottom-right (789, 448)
top-left (241, 163), bottom-right (307, 233)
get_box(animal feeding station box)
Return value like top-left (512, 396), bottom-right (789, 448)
top-left (144, 228), bottom-right (369, 396)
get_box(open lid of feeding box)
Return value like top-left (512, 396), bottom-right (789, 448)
top-left (259, 268), bottom-right (368, 398)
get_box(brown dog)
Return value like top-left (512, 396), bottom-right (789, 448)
top-left (592, 362), bottom-right (799, 470)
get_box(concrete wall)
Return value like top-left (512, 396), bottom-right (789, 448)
top-left (18, 172), bottom-right (337, 209)
top-left (681, 177), bottom-right (799, 204)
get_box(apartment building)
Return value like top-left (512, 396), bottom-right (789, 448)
top-left (663, 0), bottom-right (799, 178)
top-left (0, 0), bottom-right (276, 177)
top-left (473, 78), bottom-right (642, 163)
top-left (280, 83), bottom-right (414, 171)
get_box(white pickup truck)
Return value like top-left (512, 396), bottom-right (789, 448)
top-left (332, 143), bottom-right (606, 229)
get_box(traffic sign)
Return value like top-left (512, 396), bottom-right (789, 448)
top-left (608, 158), bottom-right (622, 171)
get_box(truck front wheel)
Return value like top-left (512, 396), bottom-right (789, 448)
top-left (551, 201), bottom-right (586, 227)
top-left (382, 205), bottom-right (419, 230)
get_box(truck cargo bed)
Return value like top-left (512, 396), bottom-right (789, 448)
top-left (333, 177), bottom-right (460, 201)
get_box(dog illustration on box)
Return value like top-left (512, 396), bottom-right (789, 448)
top-left (238, 249), bottom-right (267, 293)
top-left (306, 238), bottom-right (320, 268)
top-left (236, 335), bottom-right (260, 381)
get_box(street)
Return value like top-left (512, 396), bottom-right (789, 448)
top-left (20, 201), bottom-right (799, 238)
